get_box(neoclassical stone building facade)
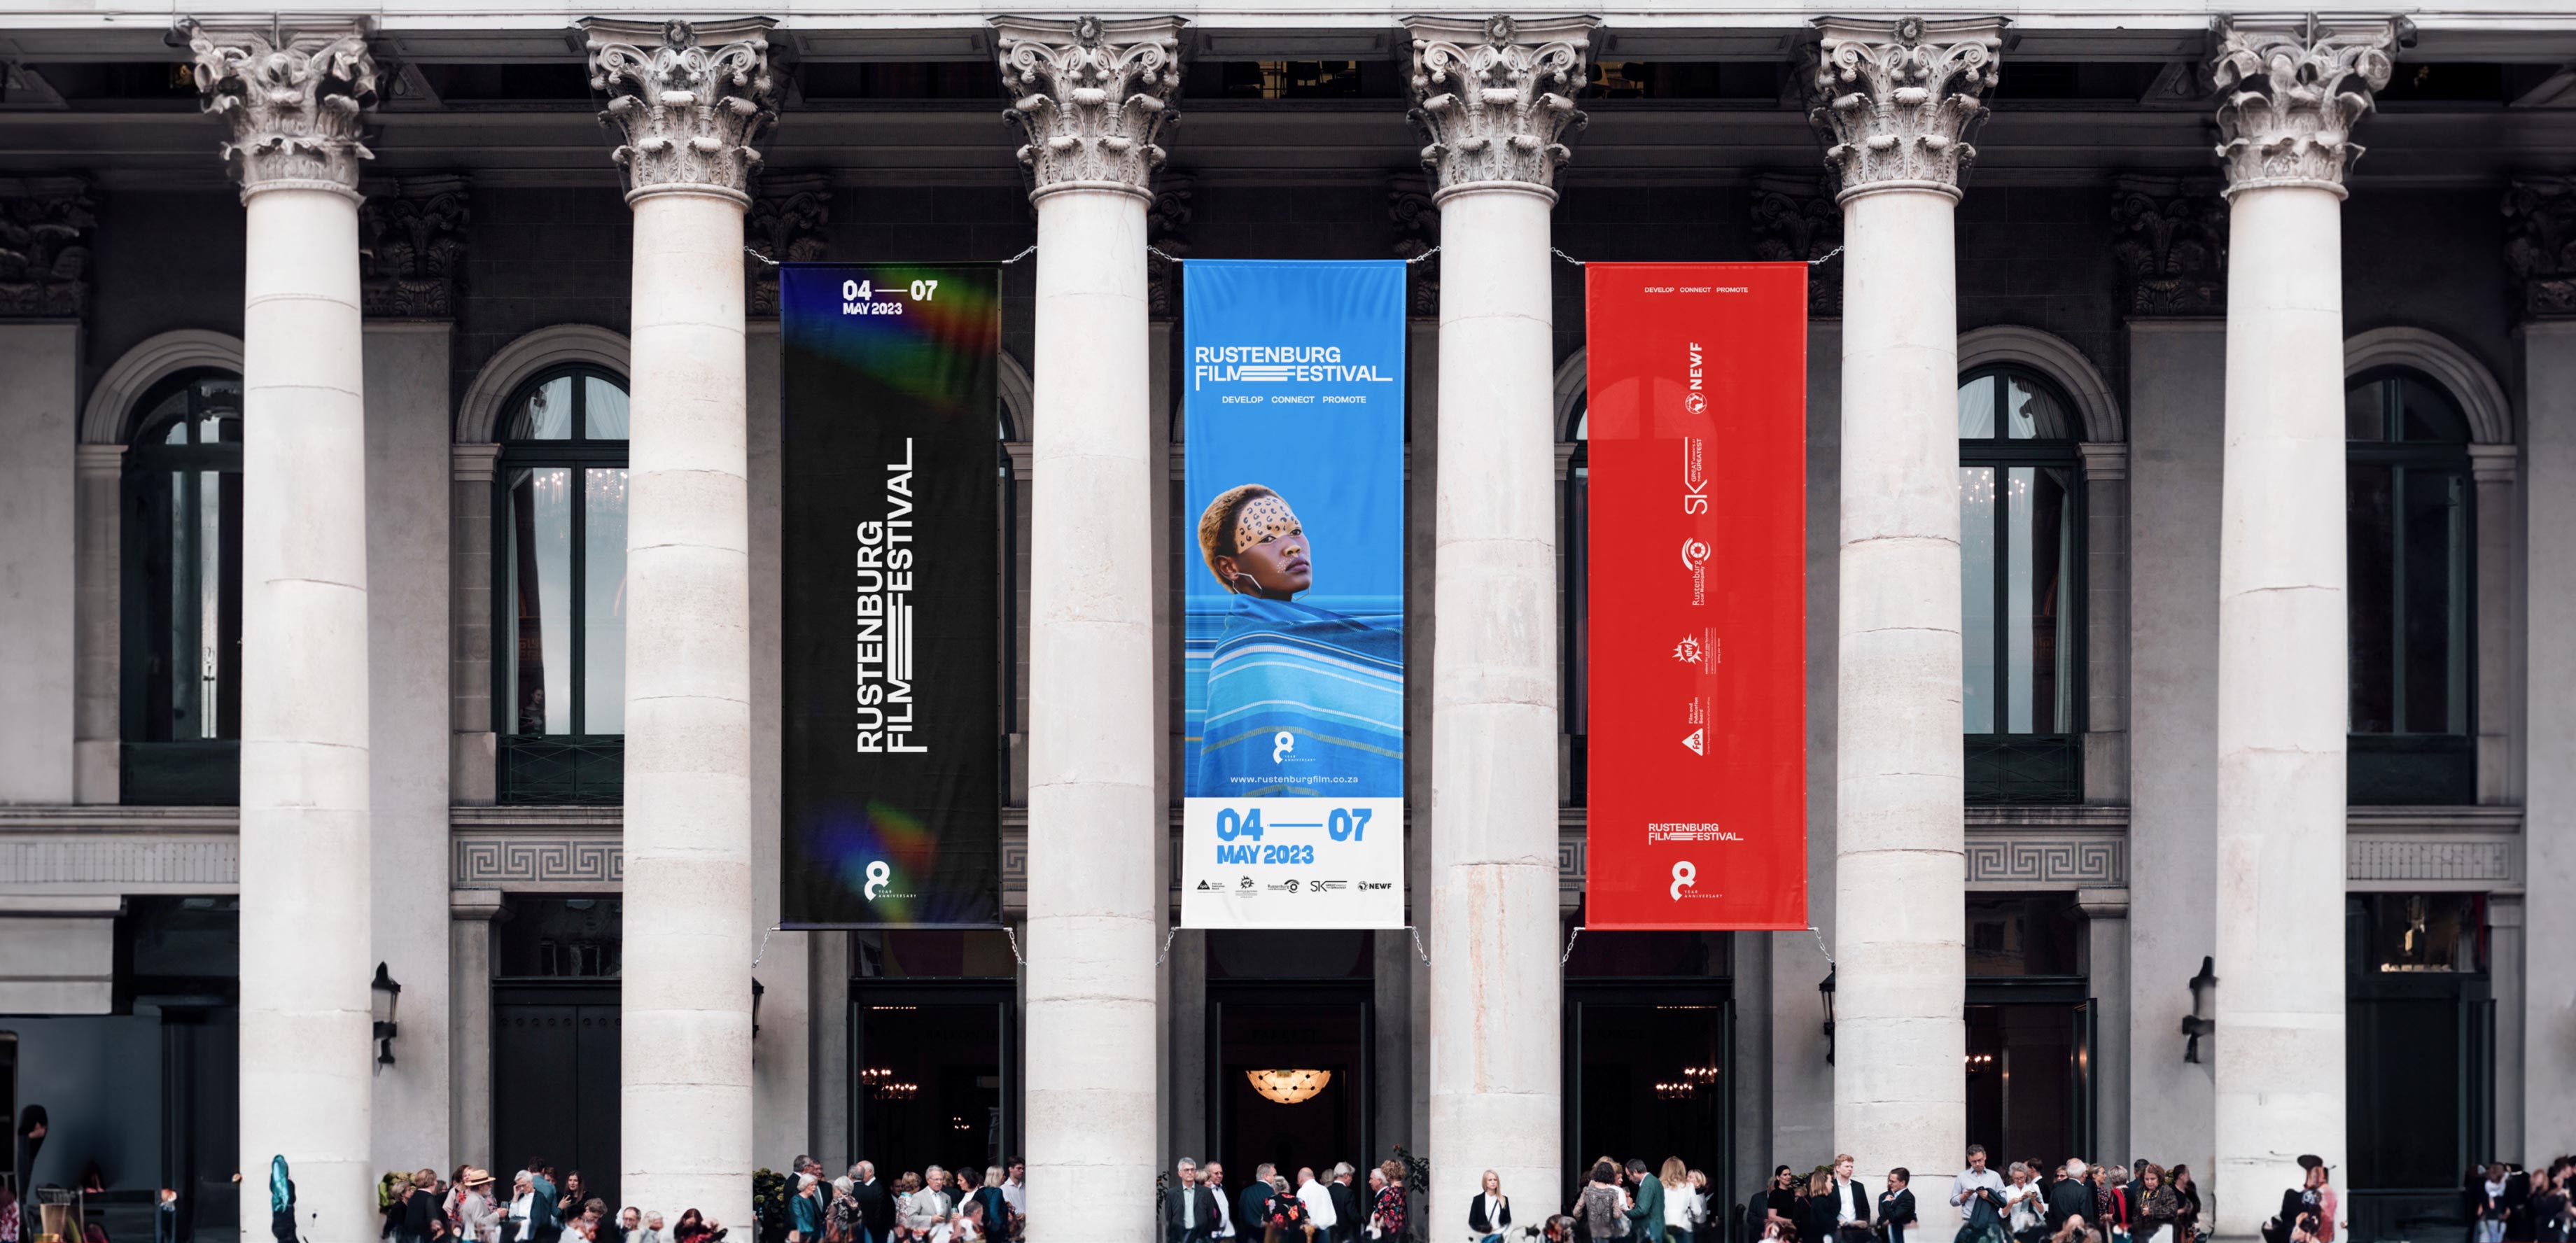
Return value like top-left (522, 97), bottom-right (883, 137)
top-left (0, 6), bottom-right (2569, 1243)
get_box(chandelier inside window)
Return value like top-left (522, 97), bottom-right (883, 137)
top-left (1245, 1069), bottom-right (1331, 1104)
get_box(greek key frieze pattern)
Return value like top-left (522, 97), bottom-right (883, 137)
top-left (2348, 839), bottom-right (2514, 883)
top-left (1965, 836), bottom-right (2127, 885)
top-left (0, 839), bottom-right (239, 885)
top-left (454, 836), bottom-right (624, 887)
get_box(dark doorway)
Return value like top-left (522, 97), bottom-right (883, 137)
top-left (2345, 894), bottom-right (2491, 1243)
top-left (493, 897), bottom-right (624, 1209)
top-left (1212, 996), bottom-right (1371, 1179)
top-left (853, 991), bottom-right (1013, 1173)
top-left (1564, 990), bottom-right (1731, 1201)
top-left (492, 990), bottom-right (621, 1209)
top-left (1962, 999), bottom-right (2092, 1165)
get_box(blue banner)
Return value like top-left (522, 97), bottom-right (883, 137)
top-left (1180, 260), bottom-right (1406, 929)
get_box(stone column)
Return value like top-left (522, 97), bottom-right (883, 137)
top-left (993, 17), bottom-right (1182, 1243)
top-left (450, 890), bottom-right (503, 1172)
top-left (186, 21), bottom-right (379, 1242)
top-left (1807, 14), bottom-right (2001, 1189)
top-left (449, 443), bottom-right (500, 804)
top-left (1405, 13), bottom-right (1592, 1228)
top-left (2208, 20), bottom-right (2398, 1235)
top-left (583, 17), bottom-right (779, 1226)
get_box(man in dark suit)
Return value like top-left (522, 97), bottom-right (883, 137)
top-left (852, 1161), bottom-right (895, 1243)
top-left (1169, 1159), bottom-right (1222, 1243)
top-left (2047, 1161), bottom-right (2093, 1233)
top-left (1240, 1164), bottom-right (1283, 1240)
top-left (1833, 1156), bottom-right (1874, 1242)
top-left (1330, 1163), bottom-right (1363, 1243)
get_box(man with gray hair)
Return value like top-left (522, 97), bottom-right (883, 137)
top-left (1167, 1158), bottom-right (1220, 1243)
top-left (1329, 1164), bottom-right (1362, 1243)
top-left (1239, 1165), bottom-right (1280, 1242)
top-left (2047, 1160), bottom-right (2092, 1231)
top-left (1297, 1167), bottom-right (1339, 1240)
top-left (851, 1162), bottom-right (892, 1243)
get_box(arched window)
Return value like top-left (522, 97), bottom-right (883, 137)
top-left (1959, 365), bottom-right (2083, 803)
top-left (120, 370), bottom-right (244, 804)
top-left (495, 365), bottom-right (629, 803)
top-left (2346, 367), bottom-right (2472, 804)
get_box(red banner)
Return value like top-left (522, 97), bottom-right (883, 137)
top-left (1583, 262), bottom-right (1808, 930)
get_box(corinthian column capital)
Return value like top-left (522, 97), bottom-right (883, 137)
top-left (2211, 17), bottom-right (2407, 199)
top-left (584, 17), bottom-right (780, 205)
top-left (1807, 15), bottom-right (2003, 204)
top-left (994, 15), bottom-right (1186, 203)
top-left (183, 19), bottom-right (379, 200)
top-left (1404, 15), bottom-right (1596, 203)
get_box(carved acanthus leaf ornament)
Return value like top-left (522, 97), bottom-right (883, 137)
top-left (2211, 17), bottom-right (2405, 198)
top-left (995, 16), bottom-right (1186, 200)
top-left (186, 21), bottom-right (379, 198)
top-left (586, 18), bottom-right (780, 202)
top-left (1405, 15), bottom-right (1595, 200)
top-left (1808, 16), bottom-right (2003, 202)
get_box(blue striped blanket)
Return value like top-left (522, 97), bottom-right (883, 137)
top-left (1189, 597), bottom-right (1404, 799)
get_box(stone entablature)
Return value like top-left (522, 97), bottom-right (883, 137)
top-left (0, 804), bottom-right (2521, 899)
top-left (995, 15), bottom-right (1185, 201)
top-left (584, 17), bottom-right (780, 203)
top-left (1404, 14), bottom-right (1595, 201)
top-left (1808, 15), bottom-right (2003, 203)
top-left (184, 20), bottom-right (379, 199)
top-left (2210, 17), bottom-right (2404, 198)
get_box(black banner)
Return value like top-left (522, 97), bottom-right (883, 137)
top-left (780, 263), bottom-right (1001, 927)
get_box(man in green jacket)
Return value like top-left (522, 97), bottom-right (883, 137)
top-left (1626, 1160), bottom-right (1667, 1243)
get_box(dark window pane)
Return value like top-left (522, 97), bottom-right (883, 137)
top-left (1961, 466), bottom-right (1997, 732)
top-left (1959, 374), bottom-right (1997, 438)
top-left (2346, 380), bottom-right (2388, 442)
top-left (2363, 893), bottom-right (2482, 973)
top-left (1965, 894), bottom-right (2083, 976)
top-left (582, 468), bottom-right (629, 733)
top-left (2400, 469), bottom-right (2468, 733)
top-left (2007, 466), bottom-right (2073, 733)
top-left (584, 375), bottom-right (630, 440)
top-left (510, 375), bottom-right (574, 440)
top-left (506, 467), bottom-right (575, 735)
top-left (496, 897), bottom-right (623, 978)
top-left (853, 930), bottom-right (1023, 978)
top-left (2398, 377), bottom-right (2468, 443)
top-left (2348, 463), bottom-right (2395, 733)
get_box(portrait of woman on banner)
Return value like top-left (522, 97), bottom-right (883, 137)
top-left (1189, 483), bottom-right (1403, 799)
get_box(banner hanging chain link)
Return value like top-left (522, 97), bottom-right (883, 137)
top-left (1152, 925), bottom-right (1182, 966)
top-left (1005, 923), bottom-right (1028, 967)
top-left (1562, 925), bottom-right (1585, 965)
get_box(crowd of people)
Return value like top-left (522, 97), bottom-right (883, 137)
top-left (2466, 1160), bottom-right (2576, 1243)
top-left (783, 1155), bottom-right (1026, 1243)
top-left (367, 1156), bottom-right (1031, 1243)
top-left (1161, 1158), bottom-right (1412, 1243)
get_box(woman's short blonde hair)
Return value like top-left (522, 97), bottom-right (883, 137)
top-left (1196, 484), bottom-right (1278, 587)
top-left (1662, 1158), bottom-right (1688, 1188)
